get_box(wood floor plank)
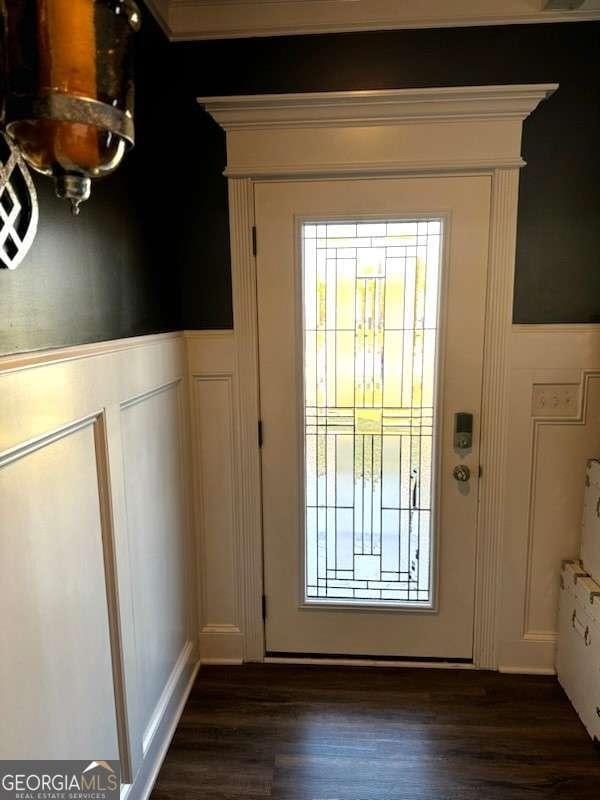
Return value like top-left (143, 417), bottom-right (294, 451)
top-left (151, 665), bottom-right (600, 800)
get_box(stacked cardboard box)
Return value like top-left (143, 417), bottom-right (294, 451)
top-left (556, 459), bottom-right (600, 744)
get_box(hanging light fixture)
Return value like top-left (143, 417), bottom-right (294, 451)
top-left (2, 0), bottom-right (141, 215)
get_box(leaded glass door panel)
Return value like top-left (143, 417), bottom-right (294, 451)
top-left (304, 219), bottom-right (439, 606)
top-left (256, 176), bottom-right (491, 659)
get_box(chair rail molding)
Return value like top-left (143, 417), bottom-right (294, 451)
top-left (202, 84), bottom-right (557, 669)
top-left (145, 0), bottom-right (600, 41)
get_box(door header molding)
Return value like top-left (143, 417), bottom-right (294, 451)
top-left (199, 85), bottom-right (558, 129)
top-left (200, 84), bottom-right (558, 178)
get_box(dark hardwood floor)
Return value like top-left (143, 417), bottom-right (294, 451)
top-left (151, 664), bottom-right (600, 800)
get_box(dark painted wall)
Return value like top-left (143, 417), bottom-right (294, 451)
top-left (170, 22), bottom-right (600, 327)
top-left (2, 20), bottom-right (599, 354)
top-left (0, 9), bottom-right (180, 355)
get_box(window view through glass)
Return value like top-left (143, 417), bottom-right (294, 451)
top-left (303, 219), bottom-right (442, 605)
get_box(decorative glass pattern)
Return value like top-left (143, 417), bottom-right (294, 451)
top-left (303, 219), bottom-right (442, 605)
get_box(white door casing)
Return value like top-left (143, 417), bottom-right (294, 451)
top-left (200, 84), bottom-right (557, 667)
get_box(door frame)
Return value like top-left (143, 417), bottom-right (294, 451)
top-left (199, 85), bottom-right (558, 668)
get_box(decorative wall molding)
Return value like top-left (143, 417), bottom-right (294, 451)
top-left (200, 86), bottom-right (559, 129)
top-left (497, 326), bottom-right (600, 674)
top-left (0, 331), bottom-right (182, 374)
top-left (119, 375), bottom-right (194, 770)
top-left (142, 640), bottom-right (194, 756)
top-left (201, 86), bottom-right (556, 669)
top-left (200, 86), bottom-right (557, 180)
top-left (0, 417), bottom-right (121, 760)
top-left (121, 657), bottom-right (200, 800)
top-left (513, 323), bottom-right (600, 334)
top-left (146, 0), bottom-right (600, 41)
top-left (474, 169), bottom-right (520, 670)
top-left (0, 411), bottom-right (134, 771)
top-left (198, 625), bottom-right (245, 664)
top-left (120, 378), bottom-right (182, 411)
top-left (0, 412), bottom-right (99, 468)
top-left (185, 330), bottom-right (249, 664)
top-left (227, 186), bottom-right (266, 664)
top-left (226, 158), bottom-right (529, 180)
top-left (523, 372), bottom-right (600, 638)
top-left (94, 413), bottom-right (135, 782)
top-left (0, 332), bottom-right (199, 799)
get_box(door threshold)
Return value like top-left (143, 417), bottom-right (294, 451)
top-left (264, 652), bottom-right (475, 669)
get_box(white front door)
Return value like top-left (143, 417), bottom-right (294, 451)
top-left (256, 175), bottom-right (491, 660)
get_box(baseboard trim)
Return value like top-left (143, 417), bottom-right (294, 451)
top-left (499, 666), bottom-right (556, 675)
top-left (264, 656), bottom-right (476, 670)
top-left (121, 655), bottom-right (200, 800)
top-left (498, 637), bottom-right (557, 675)
top-left (199, 625), bottom-right (244, 663)
top-left (142, 640), bottom-right (194, 756)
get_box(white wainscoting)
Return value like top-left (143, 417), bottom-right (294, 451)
top-left (4, 320), bottom-right (594, 778)
top-left (498, 325), bottom-right (600, 674)
top-left (186, 331), bottom-right (245, 663)
top-left (0, 417), bottom-right (120, 761)
top-left (187, 326), bottom-right (600, 673)
top-left (0, 332), bottom-right (199, 800)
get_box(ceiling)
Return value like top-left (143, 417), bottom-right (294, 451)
top-left (144, 0), bottom-right (600, 41)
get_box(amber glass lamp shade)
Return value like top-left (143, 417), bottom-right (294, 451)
top-left (3, 0), bottom-right (140, 214)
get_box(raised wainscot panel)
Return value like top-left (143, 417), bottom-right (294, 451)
top-left (499, 325), bottom-right (600, 674)
top-left (526, 375), bottom-right (600, 637)
top-left (193, 373), bottom-right (243, 662)
top-left (120, 381), bottom-right (191, 755)
top-left (0, 417), bottom-right (119, 760)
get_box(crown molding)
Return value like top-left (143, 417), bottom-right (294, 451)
top-left (143, 0), bottom-right (172, 36)
top-left (145, 0), bottom-right (600, 41)
top-left (199, 85), bottom-right (558, 131)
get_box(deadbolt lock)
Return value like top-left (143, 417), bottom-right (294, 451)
top-left (453, 464), bottom-right (471, 483)
top-left (454, 412), bottom-right (473, 451)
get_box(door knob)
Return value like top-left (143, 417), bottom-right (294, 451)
top-left (453, 464), bottom-right (471, 483)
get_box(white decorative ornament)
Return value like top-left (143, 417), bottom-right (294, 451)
top-left (0, 131), bottom-right (38, 270)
